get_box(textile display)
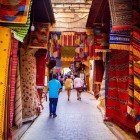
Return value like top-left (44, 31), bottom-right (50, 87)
top-left (20, 48), bottom-right (38, 122)
top-left (61, 32), bottom-right (86, 47)
top-left (0, 3), bottom-right (32, 42)
top-left (108, 0), bottom-right (133, 31)
top-left (35, 49), bottom-right (47, 86)
top-left (127, 52), bottom-right (135, 118)
top-left (0, 27), bottom-right (11, 140)
top-left (132, 26), bottom-right (140, 60)
top-left (134, 61), bottom-right (140, 132)
top-left (106, 50), bottom-right (136, 131)
top-left (14, 60), bottom-right (22, 128)
top-left (9, 37), bottom-right (18, 133)
top-left (30, 22), bottom-right (50, 48)
top-left (109, 26), bottom-right (131, 51)
top-left (0, 0), bottom-right (31, 24)
top-left (49, 32), bottom-right (61, 58)
top-left (61, 46), bottom-right (75, 61)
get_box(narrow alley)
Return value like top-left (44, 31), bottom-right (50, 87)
top-left (20, 90), bottom-right (117, 140)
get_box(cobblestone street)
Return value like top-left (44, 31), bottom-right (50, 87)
top-left (20, 90), bottom-right (117, 140)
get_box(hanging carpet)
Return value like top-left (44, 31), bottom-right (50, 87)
top-left (106, 50), bottom-right (136, 131)
top-left (108, 0), bottom-right (133, 31)
top-left (0, 0), bottom-right (31, 24)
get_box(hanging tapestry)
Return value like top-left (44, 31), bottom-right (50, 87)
top-left (0, 0), bottom-right (31, 23)
top-left (9, 37), bottom-right (18, 135)
top-left (35, 49), bottom-right (47, 86)
top-left (30, 22), bottom-right (50, 48)
top-left (109, 25), bottom-right (131, 51)
top-left (106, 50), bottom-right (136, 131)
top-left (49, 32), bottom-right (61, 58)
top-left (61, 46), bottom-right (75, 61)
top-left (20, 48), bottom-right (39, 122)
top-left (108, 0), bottom-right (133, 31)
top-left (61, 32), bottom-right (75, 46)
top-left (0, 27), bottom-right (11, 140)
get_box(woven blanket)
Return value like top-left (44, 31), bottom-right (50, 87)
top-left (30, 22), bottom-right (50, 48)
top-left (0, 0), bottom-right (31, 24)
top-left (0, 27), bottom-right (11, 140)
top-left (108, 0), bottom-right (133, 31)
top-left (109, 26), bottom-right (131, 51)
top-left (106, 50), bottom-right (136, 131)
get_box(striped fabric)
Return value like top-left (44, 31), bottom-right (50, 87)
top-left (9, 37), bottom-right (18, 130)
top-left (14, 60), bottom-right (22, 128)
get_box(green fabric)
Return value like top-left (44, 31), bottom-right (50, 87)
top-left (61, 46), bottom-right (75, 58)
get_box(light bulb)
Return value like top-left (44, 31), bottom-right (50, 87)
top-left (31, 24), bottom-right (35, 31)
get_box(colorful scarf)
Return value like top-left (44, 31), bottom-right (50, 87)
top-left (0, 27), bottom-right (11, 140)
top-left (0, 0), bottom-right (31, 24)
top-left (108, 0), bottom-right (133, 31)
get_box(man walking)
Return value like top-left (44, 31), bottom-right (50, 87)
top-left (48, 74), bottom-right (62, 118)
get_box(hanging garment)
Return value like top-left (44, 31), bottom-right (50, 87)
top-left (0, 27), bottom-right (11, 140)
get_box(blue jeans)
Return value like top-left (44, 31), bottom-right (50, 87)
top-left (49, 98), bottom-right (58, 115)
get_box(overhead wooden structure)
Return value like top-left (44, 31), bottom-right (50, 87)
top-left (86, 0), bottom-right (110, 28)
top-left (31, 0), bottom-right (55, 24)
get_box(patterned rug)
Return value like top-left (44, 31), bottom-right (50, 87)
top-left (20, 48), bottom-right (39, 122)
top-left (106, 50), bottom-right (136, 131)
top-left (0, 27), bottom-right (11, 140)
top-left (108, 0), bottom-right (132, 31)
top-left (0, 0), bottom-right (31, 23)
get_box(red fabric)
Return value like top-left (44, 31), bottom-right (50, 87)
top-left (8, 37), bottom-right (18, 138)
top-left (35, 49), bottom-right (47, 86)
top-left (106, 50), bottom-right (136, 131)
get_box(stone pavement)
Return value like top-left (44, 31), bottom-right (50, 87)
top-left (20, 89), bottom-right (117, 140)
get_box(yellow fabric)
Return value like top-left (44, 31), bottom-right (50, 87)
top-left (64, 78), bottom-right (73, 90)
top-left (0, 27), bottom-right (11, 140)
